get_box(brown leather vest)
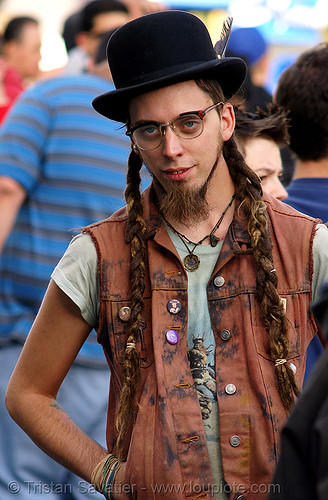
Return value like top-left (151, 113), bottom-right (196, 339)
top-left (85, 187), bottom-right (318, 500)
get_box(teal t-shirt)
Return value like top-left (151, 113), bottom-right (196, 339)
top-left (52, 223), bottom-right (328, 500)
top-left (166, 227), bottom-right (228, 500)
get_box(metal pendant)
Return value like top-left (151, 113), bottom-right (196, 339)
top-left (210, 234), bottom-right (220, 247)
top-left (183, 253), bottom-right (200, 272)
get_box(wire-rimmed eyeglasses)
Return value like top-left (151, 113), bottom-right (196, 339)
top-left (126, 101), bottom-right (224, 151)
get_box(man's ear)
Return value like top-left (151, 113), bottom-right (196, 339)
top-left (221, 102), bottom-right (235, 142)
top-left (75, 32), bottom-right (88, 49)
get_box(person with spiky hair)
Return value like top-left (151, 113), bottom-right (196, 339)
top-left (234, 103), bottom-right (289, 201)
top-left (275, 43), bottom-right (328, 385)
top-left (6, 11), bottom-right (328, 500)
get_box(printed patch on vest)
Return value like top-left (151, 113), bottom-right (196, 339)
top-left (280, 297), bottom-right (287, 313)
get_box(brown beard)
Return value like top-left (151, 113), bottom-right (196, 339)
top-left (151, 150), bottom-right (220, 225)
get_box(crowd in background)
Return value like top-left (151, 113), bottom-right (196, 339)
top-left (1, 1), bottom-right (328, 498)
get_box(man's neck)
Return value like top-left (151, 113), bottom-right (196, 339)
top-left (165, 188), bottom-right (236, 245)
top-left (293, 158), bottom-right (328, 179)
top-left (160, 156), bottom-right (236, 244)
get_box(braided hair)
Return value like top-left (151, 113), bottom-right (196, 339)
top-left (115, 78), bottom-right (299, 458)
top-left (223, 136), bottom-right (300, 409)
top-left (115, 149), bottom-right (147, 459)
top-left (196, 79), bottom-right (299, 409)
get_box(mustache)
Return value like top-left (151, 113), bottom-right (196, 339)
top-left (151, 149), bottom-right (220, 225)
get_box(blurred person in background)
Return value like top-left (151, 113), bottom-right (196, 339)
top-left (62, 0), bottom-right (165, 76)
top-left (226, 26), bottom-right (296, 192)
top-left (120, 0), bottom-right (167, 18)
top-left (267, 281), bottom-right (328, 500)
top-left (0, 25), bottom-right (132, 499)
top-left (226, 26), bottom-right (272, 113)
top-left (0, 16), bottom-right (41, 124)
top-left (234, 104), bottom-right (289, 201)
top-left (275, 42), bottom-right (328, 385)
top-left (0, 36), bottom-right (11, 122)
top-left (62, 10), bottom-right (82, 54)
top-left (63, 0), bottom-right (129, 75)
top-left (62, 0), bottom-right (166, 54)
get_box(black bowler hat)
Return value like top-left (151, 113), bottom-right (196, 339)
top-left (92, 10), bottom-right (247, 123)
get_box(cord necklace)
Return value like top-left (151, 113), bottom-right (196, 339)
top-left (162, 193), bottom-right (236, 272)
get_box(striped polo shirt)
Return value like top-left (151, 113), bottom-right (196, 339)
top-left (0, 73), bottom-right (141, 366)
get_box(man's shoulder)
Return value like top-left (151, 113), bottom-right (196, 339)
top-left (286, 178), bottom-right (328, 222)
top-left (263, 191), bottom-right (318, 223)
top-left (26, 73), bottom-right (112, 99)
top-left (86, 206), bottom-right (128, 232)
top-left (84, 187), bottom-right (154, 235)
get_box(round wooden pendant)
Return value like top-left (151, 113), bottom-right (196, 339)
top-left (183, 253), bottom-right (200, 272)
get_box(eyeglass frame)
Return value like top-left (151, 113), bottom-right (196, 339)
top-left (126, 101), bottom-right (224, 151)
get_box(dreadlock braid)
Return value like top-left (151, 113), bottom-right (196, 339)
top-left (115, 149), bottom-right (147, 459)
top-left (223, 136), bottom-right (300, 411)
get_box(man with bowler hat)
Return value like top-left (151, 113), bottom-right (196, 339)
top-left (6, 10), bottom-right (328, 500)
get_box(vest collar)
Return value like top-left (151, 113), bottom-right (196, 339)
top-left (141, 184), bottom-right (252, 249)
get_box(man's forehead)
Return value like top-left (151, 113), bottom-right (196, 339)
top-left (18, 22), bottom-right (40, 42)
top-left (92, 11), bottom-right (129, 33)
top-left (130, 81), bottom-right (209, 109)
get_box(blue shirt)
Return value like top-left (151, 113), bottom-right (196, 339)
top-left (287, 177), bottom-right (328, 223)
top-left (0, 74), bottom-right (132, 365)
top-left (286, 177), bottom-right (328, 383)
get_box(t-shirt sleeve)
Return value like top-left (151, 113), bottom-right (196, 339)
top-left (0, 85), bottom-right (51, 193)
top-left (51, 232), bottom-right (99, 328)
top-left (312, 224), bottom-right (328, 300)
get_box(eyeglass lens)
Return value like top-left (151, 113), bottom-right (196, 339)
top-left (129, 101), bottom-right (223, 151)
top-left (133, 113), bottom-right (204, 150)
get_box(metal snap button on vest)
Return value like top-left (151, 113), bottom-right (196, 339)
top-left (225, 383), bottom-right (236, 395)
top-left (214, 276), bottom-right (225, 288)
top-left (230, 435), bottom-right (241, 447)
top-left (166, 329), bottom-right (179, 345)
top-left (167, 299), bottom-right (182, 314)
top-left (289, 362), bottom-right (297, 374)
top-left (118, 306), bottom-right (131, 322)
top-left (220, 329), bottom-right (231, 341)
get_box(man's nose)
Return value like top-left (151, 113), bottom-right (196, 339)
top-left (161, 125), bottom-right (184, 157)
top-left (272, 178), bottom-right (288, 201)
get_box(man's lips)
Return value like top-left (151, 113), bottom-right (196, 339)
top-left (163, 166), bottom-right (193, 181)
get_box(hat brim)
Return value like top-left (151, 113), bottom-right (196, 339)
top-left (93, 57), bottom-right (246, 123)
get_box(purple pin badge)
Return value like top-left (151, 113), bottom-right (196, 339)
top-left (166, 329), bottom-right (179, 345)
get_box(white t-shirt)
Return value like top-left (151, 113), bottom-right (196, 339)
top-left (52, 223), bottom-right (328, 498)
top-left (52, 223), bottom-right (328, 329)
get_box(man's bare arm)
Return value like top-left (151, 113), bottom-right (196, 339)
top-left (0, 176), bottom-right (26, 254)
top-left (5, 280), bottom-right (108, 482)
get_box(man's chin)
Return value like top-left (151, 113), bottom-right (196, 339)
top-left (151, 146), bottom-right (221, 224)
top-left (153, 178), bottom-right (209, 224)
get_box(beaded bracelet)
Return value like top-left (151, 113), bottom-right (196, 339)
top-left (91, 454), bottom-right (120, 499)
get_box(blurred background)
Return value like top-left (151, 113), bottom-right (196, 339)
top-left (0, 0), bottom-right (327, 95)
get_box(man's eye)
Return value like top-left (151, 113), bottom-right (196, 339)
top-left (140, 125), bottom-right (159, 136)
top-left (179, 116), bottom-right (201, 133)
top-left (185, 120), bottom-right (198, 129)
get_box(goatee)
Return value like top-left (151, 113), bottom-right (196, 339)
top-left (152, 151), bottom-right (220, 225)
